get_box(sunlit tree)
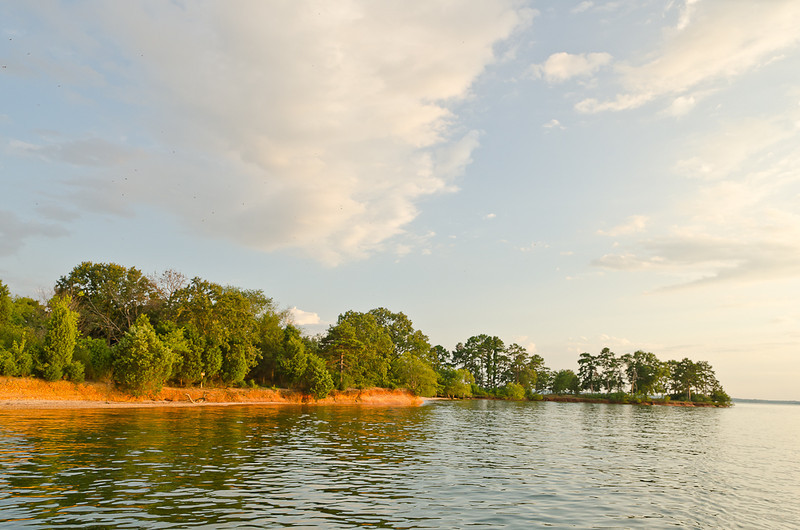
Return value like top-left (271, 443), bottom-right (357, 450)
top-left (41, 295), bottom-right (80, 381)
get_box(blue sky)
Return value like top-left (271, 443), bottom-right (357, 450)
top-left (2, 1), bottom-right (799, 400)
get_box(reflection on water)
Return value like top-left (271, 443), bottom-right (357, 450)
top-left (1, 401), bottom-right (798, 528)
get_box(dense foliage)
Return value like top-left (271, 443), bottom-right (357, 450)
top-left (0, 267), bottom-right (731, 405)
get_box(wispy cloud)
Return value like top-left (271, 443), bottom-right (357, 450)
top-left (593, 95), bottom-right (800, 288)
top-left (531, 52), bottom-right (612, 83)
top-left (571, 2), bottom-right (594, 15)
top-left (8, 137), bottom-right (138, 167)
top-left (597, 215), bottom-right (648, 237)
top-left (542, 119), bottom-right (565, 129)
top-left (0, 210), bottom-right (68, 257)
top-left (576, 1), bottom-right (800, 113)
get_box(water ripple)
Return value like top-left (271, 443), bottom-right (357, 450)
top-left (1, 402), bottom-right (798, 527)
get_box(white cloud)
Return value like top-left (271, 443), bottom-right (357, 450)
top-left (597, 215), bottom-right (648, 237)
top-left (675, 0), bottom-right (701, 31)
top-left (289, 307), bottom-right (322, 326)
top-left (10, 1), bottom-right (530, 265)
top-left (571, 2), bottom-right (594, 14)
top-left (484, 213), bottom-right (497, 220)
top-left (576, 1), bottom-right (800, 113)
top-left (665, 94), bottom-right (696, 117)
top-left (542, 119), bottom-right (565, 129)
top-left (532, 52), bottom-right (612, 83)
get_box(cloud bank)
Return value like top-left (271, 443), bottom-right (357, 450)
top-left (9, 1), bottom-right (530, 265)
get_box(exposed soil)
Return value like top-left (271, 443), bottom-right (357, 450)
top-left (0, 377), bottom-right (423, 409)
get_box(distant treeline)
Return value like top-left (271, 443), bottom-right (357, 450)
top-left (0, 262), bottom-right (729, 404)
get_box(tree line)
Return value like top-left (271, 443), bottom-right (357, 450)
top-left (0, 262), bottom-right (729, 404)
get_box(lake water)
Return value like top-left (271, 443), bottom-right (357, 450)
top-left (1, 400), bottom-right (798, 528)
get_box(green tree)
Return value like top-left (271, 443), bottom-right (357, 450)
top-left (157, 321), bottom-right (202, 386)
top-left (321, 311), bottom-right (393, 389)
top-left (552, 369), bottom-right (579, 394)
top-left (279, 325), bottom-right (309, 385)
top-left (578, 352), bottom-right (600, 393)
top-left (0, 348), bottom-right (12, 376)
top-left (273, 326), bottom-right (334, 399)
top-left (72, 337), bottom-right (113, 381)
top-left (670, 358), bottom-right (697, 400)
top-left (41, 295), bottom-right (80, 381)
top-left (55, 262), bottom-right (157, 343)
top-left (598, 347), bottom-right (623, 392)
top-left (710, 385), bottom-right (731, 405)
top-left (368, 308), bottom-right (436, 386)
top-left (429, 345), bottom-right (451, 372)
top-left (0, 285), bottom-right (44, 376)
top-left (0, 338), bottom-right (33, 377)
top-left (529, 355), bottom-right (551, 394)
top-left (451, 341), bottom-right (479, 386)
top-left (454, 334), bottom-right (505, 390)
top-left (166, 279), bottom-right (274, 385)
top-left (1, 297), bottom-right (47, 354)
top-left (113, 314), bottom-right (176, 396)
top-left (302, 354), bottom-right (334, 399)
top-left (368, 308), bottom-right (432, 359)
top-left (396, 354), bottom-right (438, 397)
top-left (0, 279), bottom-right (11, 325)
top-left (505, 344), bottom-right (540, 391)
top-left (438, 368), bottom-right (474, 398)
top-left (250, 307), bottom-right (289, 385)
top-left (500, 382), bottom-right (526, 400)
top-left (622, 350), bottom-right (666, 396)
top-left (668, 358), bottom-right (725, 402)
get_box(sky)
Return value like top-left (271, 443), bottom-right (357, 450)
top-left (2, 0), bottom-right (799, 400)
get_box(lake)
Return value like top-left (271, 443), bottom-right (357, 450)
top-left (1, 400), bottom-right (798, 528)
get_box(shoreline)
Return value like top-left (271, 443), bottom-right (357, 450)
top-left (540, 394), bottom-right (725, 407)
top-left (0, 377), bottom-right (725, 410)
top-left (0, 377), bottom-right (424, 409)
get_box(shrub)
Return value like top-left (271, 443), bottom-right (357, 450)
top-left (73, 338), bottom-right (112, 381)
top-left (396, 355), bottom-right (438, 397)
top-left (64, 360), bottom-right (85, 383)
top-left (40, 296), bottom-right (79, 381)
top-left (438, 369), bottom-right (473, 399)
top-left (526, 390), bottom-right (544, 401)
top-left (113, 315), bottom-right (176, 397)
top-left (711, 388), bottom-right (731, 405)
top-left (502, 382), bottom-right (526, 401)
top-left (0, 349), bottom-right (13, 375)
top-left (607, 392), bottom-right (630, 404)
top-left (304, 355), bottom-right (334, 400)
top-left (471, 384), bottom-right (489, 398)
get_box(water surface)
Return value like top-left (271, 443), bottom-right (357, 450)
top-left (1, 400), bottom-right (798, 528)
